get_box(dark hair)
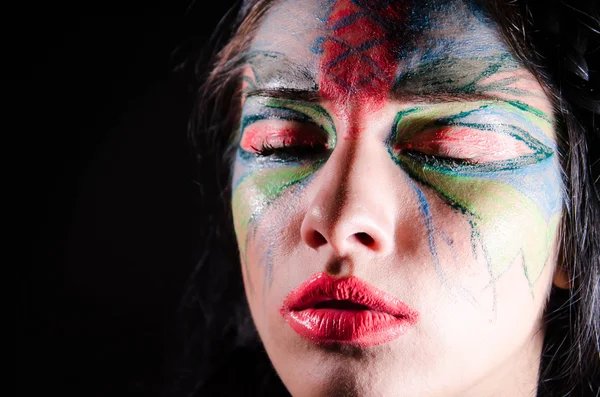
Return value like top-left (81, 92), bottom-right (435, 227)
top-left (164, 0), bottom-right (600, 395)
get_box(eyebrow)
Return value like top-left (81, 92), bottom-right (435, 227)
top-left (243, 52), bottom-right (319, 94)
top-left (244, 50), bottom-right (533, 106)
top-left (245, 87), bottom-right (503, 106)
top-left (391, 92), bottom-right (504, 104)
top-left (245, 88), bottom-right (322, 102)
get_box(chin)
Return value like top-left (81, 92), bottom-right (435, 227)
top-left (263, 329), bottom-right (423, 397)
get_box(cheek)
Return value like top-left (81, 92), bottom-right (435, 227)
top-left (231, 159), bottom-right (319, 288)
top-left (407, 158), bottom-right (563, 290)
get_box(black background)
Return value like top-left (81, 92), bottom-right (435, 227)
top-left (14, 2), bottom-right (600, 397)
top-left (21, 2), bottom-right (236, 395)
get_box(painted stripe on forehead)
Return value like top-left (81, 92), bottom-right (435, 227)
top-left (315, 0), bottom-right (408, 107)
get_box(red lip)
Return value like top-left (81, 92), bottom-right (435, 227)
top-left (280, 273), bottom-right (419, 347)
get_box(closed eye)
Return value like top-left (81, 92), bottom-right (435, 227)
top-left (391, 122), bottom-right (554, 174)
top-left (394, 126), bottom-right (535, 164)
top-left (240, 120), bottom-right (329, 161)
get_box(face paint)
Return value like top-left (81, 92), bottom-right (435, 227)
top-left (387, 100), bottom-right (562, 296)
top-left (315, 0), bottom-right (407, 111)
top-left (236, 0), bottom-right (562, 298)
top-left (233, 1), bottom-right (564, 395)
top-left (232, 96), bottom-right (337, 289)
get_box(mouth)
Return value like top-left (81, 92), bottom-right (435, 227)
top-left (280, 273), bottom-right (419, 347)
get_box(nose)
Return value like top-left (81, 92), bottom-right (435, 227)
top-left (300, 142), bottom-right (395, 256)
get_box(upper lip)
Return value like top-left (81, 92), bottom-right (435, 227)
top-left (281, 272), bottom-right (418, 320)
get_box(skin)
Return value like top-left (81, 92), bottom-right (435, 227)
top-left (231, 0), bottom-right (565, 396)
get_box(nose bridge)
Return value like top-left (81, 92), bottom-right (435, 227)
top-left (300, 139), bottom-right (396, 255)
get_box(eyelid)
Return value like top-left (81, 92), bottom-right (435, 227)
top-left (240, 96), bottom-right (337, 148)
top-left (392, 101), bottom-right (552, 141)
top-left (395, 126), bottom-right (536, 163)
top-left (239, 120), bottom-right (329, 154)
top-left (390, 102), bottom-right (555, 172)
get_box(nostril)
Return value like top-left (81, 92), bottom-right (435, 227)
top-left (307, 230), bottom-right (328, 248)
top-left (354, 232), bottom-right (375, 247)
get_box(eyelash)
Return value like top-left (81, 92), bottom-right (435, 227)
top-left (248, 136), bottom-right (480, 165)
top-left (400, 149), bottom-right (480, 167)
top-left (250, 141), bottom-right (328, 160)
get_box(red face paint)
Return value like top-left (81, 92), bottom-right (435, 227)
top-left (395, 127), bottom-right (535, 163)
top-left (318, 0), bottom-right (406, 137)
top-left (241, 122), bottom-right (328, 153)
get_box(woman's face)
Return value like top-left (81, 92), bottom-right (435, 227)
top-left (231, 0), bottom-right (564, 395)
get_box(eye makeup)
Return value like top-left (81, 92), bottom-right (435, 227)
top-left (238, 96), bottom-right (337, 163)
top-left (385, 99), bottom-right (562, 295)
top-left (396, 126), bottom-right (536, 164)
top-left (232, 96), bottom-right (338, 287)
top-left (240, 121), bottom-right (329, 160)
top-left (388, 101), bottom-right (555, 175)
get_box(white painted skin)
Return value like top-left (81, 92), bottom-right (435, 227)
top-left (231, 0), bottom-right (568, 396)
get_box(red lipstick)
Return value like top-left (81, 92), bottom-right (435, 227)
top-left (281, 273), bottom-right (419, 347)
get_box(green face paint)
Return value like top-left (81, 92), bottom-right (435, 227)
top-left (232, 96), bottom-right (337, 284)
top-left (233, 0), bottom-right (564, 302)
top-left (228, 2), bottom-right (568, 395)
top-left (387, 100), bottom-right (562, 290)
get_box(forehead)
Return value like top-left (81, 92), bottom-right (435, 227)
top-left (248, 0), bottom-right (521, 102)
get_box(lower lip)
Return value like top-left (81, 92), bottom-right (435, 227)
top-left (285, 308), bottom-right (414, 347)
